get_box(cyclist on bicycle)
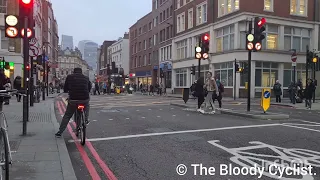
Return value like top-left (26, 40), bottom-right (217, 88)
top-left (55, 68), bottom-right (91, 138)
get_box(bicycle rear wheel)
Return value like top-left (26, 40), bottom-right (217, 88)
top-left (79, 112), bottom-right (86, 146)
top-left (0, 128), bottom-right (9, 180)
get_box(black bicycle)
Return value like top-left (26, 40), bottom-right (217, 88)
top-left (68, 99), bottom-right (87, 146)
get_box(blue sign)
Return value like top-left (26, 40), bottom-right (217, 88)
top-left (264, 91), bottom-right (271, 98)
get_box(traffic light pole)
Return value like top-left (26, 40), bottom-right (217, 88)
top-left (198, 36), bottom-right (202, 78)
top-left (22, 16), bottom-right (29, 135)
top-left (42, 52), bottom-right (45, 101)
top-left (313, 62), bottom-right (316, 103)
top-left (46, 64), bottom-right (49, 96)
top-left (306, 45), bottom-right (309, 107)
top-left (30, 57), bottom-right (34, 107)
top-left (247, 19), bottom-right (253, 112)
top-left (234, 59), bottom-right (236, 100)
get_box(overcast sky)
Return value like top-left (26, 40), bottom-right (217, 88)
top-left (51, 0), bottom-right (151, 46)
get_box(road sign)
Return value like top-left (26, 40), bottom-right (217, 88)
top-left (29, 37), bottom-right (37, 45)
top-left (261, 88), bottom-right (271, 112)
top-left (291, 53), bottom-right (297, 62)
top-left (6, 27), bottom-right (18, 38)
top-left (21, 28), bottom-right (33, 38)
top-left (29, 45), bottom-right (39, 57)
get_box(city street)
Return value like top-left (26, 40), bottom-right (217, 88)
top-left (55, 94), bottom-right (320, 180)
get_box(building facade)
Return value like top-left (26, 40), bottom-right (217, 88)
top-left (57, 48), bottom-right (90, 82)
top-left (108, 33), bottom-right (130, 75)
top-left (153, 0), bottom-right (174, 90)
top-left (78, 40), bottom-right (98, 71)
top-left (97, 40), bottom-right (115, 78)
top-left (61, 35), bottom-right (74, 50)
top-left (171, 0), bottom-right (319, 98)
top-left (129, 12), bottom-right (154, 85)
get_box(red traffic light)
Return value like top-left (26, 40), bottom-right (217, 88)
top-left (203, 34), bottom-right (210, 41)
top-left (26, 65), bottom-right (30, 69)
top-left (21, 0), bottom-right (32, 4)
top-left (258, 18), bottom-right (266, 27)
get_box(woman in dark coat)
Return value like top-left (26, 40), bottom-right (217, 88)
top-left (195, 77), bottom-right (205, 113)
top-left (13, 76), bottom-right (22, 102)
top-left (305, 79), bottom-right (315, 109)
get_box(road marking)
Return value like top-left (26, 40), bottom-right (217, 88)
top-left (159, 109), bottom-right (162, 110)
top-left (136, 110), bottom-right (139, 111)
top-left (300, 120), bottom-right (320, 125)
top-left (281, 124), bottom-right (320, 133)
top-left (125, 118), bottom-right (130, 120)
top-left (148, 109), bottom-right (151, 110)
top-left (171, 108), bottom-right (174, 109)
top-left (68, 123), bottom-right (280, 142)
top-left (157, 116), bottom-right (160, 118)
top-left (93, 120), bottom-right (97, 122)
top-left (282, 123), bottom-right (320, 127)
top-left (109, 119), bottom-right (113, 121)
top-left (141, 117), bottom-right (145, 118)
top-left (172, 115), bottom-right (176, 116)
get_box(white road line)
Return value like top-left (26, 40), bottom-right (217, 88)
top-left (148, 109), bottom-right (151, 110)
top-left (172, 115), bottom-right (176, 116)
top-left (109, 119), bottom-right (113, 121)
top-left (141, 117), bottom-right (145, 118)
top-left (68, 123), bottom-right (280, 142)
top-left (125, 118), bottom-right (130, 120)
top-left (282, 123), bottom-right (320, 127)
top-left (157, 116), bottom-right (160, 118)
top-left (281, 124), bottom-right (320, 133)
top-left (300, 120), bottom-right (320, 125)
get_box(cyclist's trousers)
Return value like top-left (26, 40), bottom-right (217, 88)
top-left (58, 101), bottom-right (89, 134)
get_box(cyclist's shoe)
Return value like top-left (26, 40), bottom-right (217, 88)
top-left (85, 120), bottom-right (90, 125)
top-left (55, 132), bottom-right (62, 138)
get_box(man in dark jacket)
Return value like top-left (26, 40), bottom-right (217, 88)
top-left (55, 68), bottom-right (91, 137)
top-left (13, 76), bottom-right (22, 102)
top-left (305, 79), bottom-right (315, 110)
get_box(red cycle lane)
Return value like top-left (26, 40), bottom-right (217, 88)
top-left (57, 100), bottom-right (117, 180)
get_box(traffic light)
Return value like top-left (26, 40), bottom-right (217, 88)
top-left (26, 64), bottom-right (30, 70)
top-left (19, 0), bottom-right (35, 38)
top-left (246, 33), bottom-right (254, 51)
top-left (9, 62), bottom-right (14, 70)
top-left (5, 15), bottom-right (20, 38)
top-left (313, 55), bottom-right (318, 63)
top-left (201, 34), bottom-right (209, 59)
top-left (195, 46), bottom-right (202, 59)
top-left (253, 17), bottom-right (266, 51)
top-left (191, 65), bottom-right (196, 75)
top-left (307, 50), bottom-right (314, 65)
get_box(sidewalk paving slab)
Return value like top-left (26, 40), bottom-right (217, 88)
top-left (170, 101), bottom-right (290, 120)
top-left (3, 98), bottom-right (76, 180)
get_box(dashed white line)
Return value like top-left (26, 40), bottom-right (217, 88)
top-left (172, 115), bottom-right (176, 117)
top-left (171, 108), bottom-right (174, 109)
top-left (157, 116), bottom-right (161, 118)
top-left (141, 117), bottom-right (145, 119)
top-left (125, 118), bottom-right (130, 120)
top-left (136, 110), bottom-right (140, 111)
top-left (148, 109), bottom-right (151, 110)
top-left (159, 109), bottom-right (162, 110)
top-left (109, 119), bottom-right (113, 121)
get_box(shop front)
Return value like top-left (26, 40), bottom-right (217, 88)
top-left (159, 61), bottom-right (172, 88)
top-left (136, 71), bottom-right (152, 85)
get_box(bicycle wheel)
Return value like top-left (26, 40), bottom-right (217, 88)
top-left (79, 112), bottom-right (86, 146)
top-left (0, 128), bottom-right (9, 180)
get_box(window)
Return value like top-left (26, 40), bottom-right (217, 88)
top-left (154, 0), bottom-right (158, 9)
top-left (1, 29), bottom-right (8, 50)
top-left (194, 65), bottom-right (210, 83)
top-left (149, 37), bottom-right (152, 47)
top-left (175, 69), bottom-right (187, 87)
top-left (218, 0), bottom-right (239, 16)
top-left (261, 24), bottom-right (278, 50)
top-left (144, 40), bottom-right (147, 50)
top-left (0, 0), bottom-right (7, 13)
top-left (264, 0), bottom-right (273, 11)
top-left (214, 62), bottom-right (233, 86)
top-left (284, 27), bottom-right (310, 52)
top-left (188, 8), bottom-right (193, 29)
top-left (148, 53), bottom-right (152, 65)
top-left (176, 39), bottom-right (187, 60)
top-left (291, 0), bottom-right (307, 16)
top-left (176, 12), bottom-right (185, 33)
top-left (148, 22), bottom-right (152, 31)
top-left (283, 63), bottom-right (310, 88)
top-left (196, 2), bottom-right (207, 25)
top-left (255, 62), bottom-right (278, 87)
top-left (177, 0), bottom-right (181, 9)
top-left (216, 25), bottom-right (235, 52)
top-left (144, 55), bottom-right (147, 66)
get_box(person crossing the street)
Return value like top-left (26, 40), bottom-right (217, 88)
top-left (204, 72), bottom-right (219, 114)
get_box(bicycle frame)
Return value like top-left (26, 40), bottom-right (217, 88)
top-left (0, 104), bottom-right (12, 165)
top-left (75, 105), bottom-right (85, 129)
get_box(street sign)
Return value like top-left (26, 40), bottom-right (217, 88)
top-left (29, 45), bottom-right (39, 57)
top-left (261, 88), bottom-right (271, 112)
top-left (6, 27), bottom-right (18, 38)
top-left (291, 53), bottom-right (297, 62)
top-left (292, 62), bottom-right (297, 67)
top-left (29, 37), bottom-right (37, 45)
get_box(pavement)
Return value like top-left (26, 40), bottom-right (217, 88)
top-left (54, 93), bottom-right (320, 180)
top-left (4, 95), bottom-right (76, 180)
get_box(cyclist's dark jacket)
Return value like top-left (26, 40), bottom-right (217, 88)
top-left (64, 72), bottom-right (91, 100)
top-left (0, 73), bottom-right (10, 90)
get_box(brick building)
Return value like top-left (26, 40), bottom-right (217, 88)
top-left (129, 12), bottom-right (154, 85)
top-left (98, 40), bottom-right (115, 78)
top-left (171, 0), bottom-right (319, 98)
top-left (153, 0), bottom-right (174, 90)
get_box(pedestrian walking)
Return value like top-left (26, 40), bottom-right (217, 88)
top-left (273, 80), bottom-right (282, 103)
top-left (13, 76), bottom-right (22, 102)
top-left (204, 72), bottom-right (219, 114)
top-left (305, 79), bottom-right (315, 110)
top-left (195, 78), bottom-right (205, 113)
top-left (213, 79), bottom-right (223, 109)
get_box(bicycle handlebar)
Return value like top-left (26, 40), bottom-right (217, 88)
top-left (0, 89), bottom-right (27, 96)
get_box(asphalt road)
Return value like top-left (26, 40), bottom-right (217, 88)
top-left (54, 94), bottom-right (320, 180)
